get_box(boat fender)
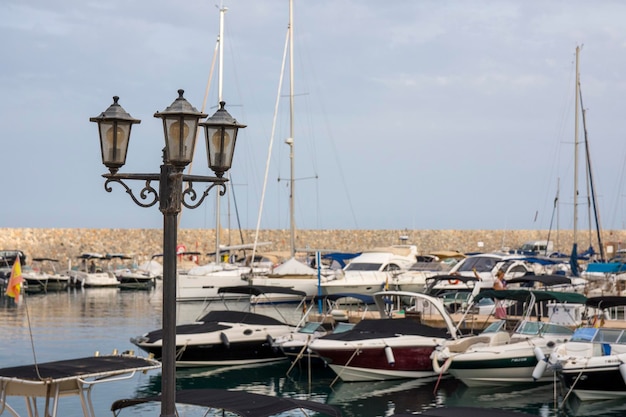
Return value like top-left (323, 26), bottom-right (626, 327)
top-left (384, 345), bottom-right (395, 366)
top-left (619, 362), bottom-right (626, 385)
top-left (532, 346), bottom-right (547, 381)
top-left (431, 351), bottom-right (452, 374)
top-left (448, 279), bottom-right (460, 285)
top-left (220, 332), bottom-right (230, 349)
top-left (266, 334), bottom-right (275, 347)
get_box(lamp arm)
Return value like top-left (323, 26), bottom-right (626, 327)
top-left (182, 181), bottom-right (227, 209)
top-left (103, 173), bottom-right (160, 208)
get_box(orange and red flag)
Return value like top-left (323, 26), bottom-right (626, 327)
top-left (5, 257), bottom-right (23, 301)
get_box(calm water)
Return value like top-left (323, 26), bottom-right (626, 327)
top-left (1, 288), bottom-right (625, 417)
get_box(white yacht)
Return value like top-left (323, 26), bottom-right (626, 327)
top-left (320, 245), bottom-right (418, 295)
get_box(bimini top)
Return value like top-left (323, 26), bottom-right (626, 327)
top-left (311, 292), bottom-right (375, 304)
top-left (586, 295), bottom-right (626, 309)
top-left (217, 285), bottom-right (307, 297)
top-left (505, 274), bottom-right (572, 287)
top-left (474, 289), bottom-right (587, 304)
top-left (111, 389), bottom-right (342, 417)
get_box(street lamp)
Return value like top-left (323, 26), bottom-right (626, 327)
top-left (90, 90), bottom-right (245, 417)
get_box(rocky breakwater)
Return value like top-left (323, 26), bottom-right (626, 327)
top-left (1, 228), bottom-right (625, 268)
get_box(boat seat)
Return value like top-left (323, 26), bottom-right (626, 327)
top-left (489, 331), bottom-right (511, 346)
top-left (447, 336), bottom-right (491, 353)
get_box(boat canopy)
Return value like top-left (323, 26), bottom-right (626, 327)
top-left (585, 262), bottom-right (626, 274)
top-left (311, 292), bottom-right (375, 304)
top-left (217, 285), bottom-right (307, 297)
top-left (111, 388), bottom-right (342, 417)
top-left (474, 289), bottom-right (586, 304)
top-left (585, 296), bottom-right (626, 309)
top-left (505, 274), bottom-right (572, 286)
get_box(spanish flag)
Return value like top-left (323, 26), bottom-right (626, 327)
top-left (5, 257), bottom-right (23, 301)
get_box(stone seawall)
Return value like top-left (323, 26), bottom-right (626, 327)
top-left (1, 228), bottom-right (625, 267)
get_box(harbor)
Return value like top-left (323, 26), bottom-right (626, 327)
top-left (1, 287), bottom-right (626, 417)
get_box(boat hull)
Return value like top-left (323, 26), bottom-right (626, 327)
top-left (446, 353), bottom-right (550, 387)
top-left (131, 312), bottom-right (295, 367)
top-left (311, 340), bottom-right (439, 381)
top-left (559, 363), bottom-right (626, 400)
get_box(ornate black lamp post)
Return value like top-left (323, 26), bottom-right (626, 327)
top-left (90, 90), bottom-right (245, 417)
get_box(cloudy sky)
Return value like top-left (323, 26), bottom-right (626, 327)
top-left (2, 0), bottom-right (626, 234)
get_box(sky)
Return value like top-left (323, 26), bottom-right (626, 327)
top-left (2, 0), bottom-right (626, 232)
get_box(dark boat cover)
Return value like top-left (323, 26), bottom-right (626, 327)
top-left (141, 310), bottom-right (290, 343)
top-left (585, 295), bottom-right (626, 309)
top-left (196, 310), bottom-right (288, 326)
top-left (473, 289), bottom-right (586, 304)
top-left (111, 388), bottom-right (342, 417)
top-left (505, 274), bottom-right (572, 286)
top-left (320, 318), bottom-right (451, 341)
top-left (217, 285), bottom-right (307, 297)
top-left (0, 355), bottom-right (160, 383)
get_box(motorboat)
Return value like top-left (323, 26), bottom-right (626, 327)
top-left (394, 251), bottom-right (465, 293)
top-left (543, 296), bottom-right (626, 401)
top-left (21, 265), bottom-right (49, 294)
top-left (31, 257), bottom-right (70, 291)
top-left (68, 253), bottom-right (120, 288)
top-left (111, 388), bottom-right (342, 417)
top-left (0, 353), bottom-right (160, 417)
top-left (116, 254), bottom-right (162, 290)
top-left (272, 293), bottom-right (374, 368)
top-left (431, 289), bottom-right (586, 387)
top-left (176, 246), bottom-right (276, 302)
top-left (307, 290), bottom-right (460, 382)
top-left (131, 285), bottom-right (307, 367)
top-left (250, 257), bottom-right (339, 303)
top-left (320, 246), bottom-right (419, 296)
top-left (426, 252), bottom-right (533, 294)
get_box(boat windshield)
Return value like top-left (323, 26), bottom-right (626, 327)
top-left (515, 321), bottom-right (573, 337)
top-left (481, 320), bottom-right (507, 334)
top-left (571, 327), bottom-right (626, 344)
top-left (345, 263), bottom-right (382, 271)
top-left (298, 322), bottom-right (326, 334)
top-left (456, 256), bottom-right (500, 273)
top-left (333, 322), bottom-right (355, 334)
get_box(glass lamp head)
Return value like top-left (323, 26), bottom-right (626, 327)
top-left (90, 96), bottom-right (141, 174)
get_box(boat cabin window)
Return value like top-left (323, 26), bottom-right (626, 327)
top-left (345, 262), bottom-right (382, 271)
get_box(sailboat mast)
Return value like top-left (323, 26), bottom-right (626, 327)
top-left (288, 0), bottom-right (296, 259)
top-left (573, 45), bottom-right (580, 247)
top-left (215, 5), bottom-right (227, 263)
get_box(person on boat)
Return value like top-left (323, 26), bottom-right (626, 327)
top-left (89, 261), bottom-right (96, 273)
top-left (493, 268), bottom-right (506, 290)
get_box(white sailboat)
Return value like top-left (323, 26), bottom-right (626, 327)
top-left (175, 5), bottom-right (271, 301)
top-left (250, 0), bottom-right (336, 302)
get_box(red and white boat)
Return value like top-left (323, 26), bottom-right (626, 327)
top-left (307, 290), bottom-right (460, 381)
